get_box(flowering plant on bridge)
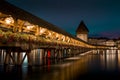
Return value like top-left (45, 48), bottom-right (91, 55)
top-left (5, 31), bottom-right (17, 43)
top-left (18, 33), bottom-right (29, 43)
top-left (0, 30), bottom-right (28, 44)
top-left (0, 29), bottom-right (64, 47)
top-left (0, 30), bottom-right (8, 44)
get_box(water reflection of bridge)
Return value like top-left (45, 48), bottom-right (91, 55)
top-left (0, 1), bottom-right (115, 66)
top-left (2, 50), bottom-right (120, 80)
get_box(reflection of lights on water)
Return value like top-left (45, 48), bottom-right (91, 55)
top-left (105, 50), bottom-right (116, 70)
top-left (66, 57), bottom-right (80, 60)
top-left (106, 50), bottom-right (117, 54)
top-left (61, 63), bottom-right (72, 67)
top-left (80, 51), bottom-right (92, 56)
top-left (53, 71), bottom-right (59, 76)
top-left (118, 50), bottom-right (120, 54)
top-left (52, 62), bottom-right (72, 68)
top-left (118, 51), bottom-right (120, 68)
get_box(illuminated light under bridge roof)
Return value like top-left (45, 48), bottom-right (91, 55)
top-left (5, 16), bottom-right (14, 24)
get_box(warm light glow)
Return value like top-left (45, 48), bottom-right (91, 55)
top-left (27, 25), bottom-right (34, 30)
top-left (56, 33), bottom-right (58, 38)
top-left (68, 39), bottom-right (70, 42)
top-left (0, 12), bottom-right (2, 16)
top-left (62, 36), bottom-right (65, 41)
top-left (48, 32), bottom-right (51, 36)
top-left (27, 26), bottom-right (31, 30)
top-left (55, 33), bottom-right (59, 40)
top-left (40, 28), bottom-right (46, 34)
top-left (5, 17), bottom-right (14, 24)
top-left (66, 37), bottom-right (70, 42)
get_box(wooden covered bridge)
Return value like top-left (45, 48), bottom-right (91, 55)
top-left (0, 1), bottom-right (109, 66)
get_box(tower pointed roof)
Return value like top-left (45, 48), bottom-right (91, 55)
top-left (76, 21), bottom-right (89, 34)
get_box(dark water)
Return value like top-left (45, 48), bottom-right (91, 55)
top-left (0, 50), bottom-right (120, 80)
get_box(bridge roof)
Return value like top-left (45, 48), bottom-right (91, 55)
top-left (0, 1), bottom-right (92, 46)
top-left (0, 1), bottom-right (74, 38)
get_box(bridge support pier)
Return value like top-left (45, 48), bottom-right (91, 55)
top-left (66, 48), bottom-right (70, 57)
top-left (4, 49), bottom-right (16, 65)
top-left (58, 49), bottom-right (62, 59)
top-left (63, 49), bottom-right (67, 58)
top-left (26, 50), bottom-right (32, 66)
top-left (0, 49), bottom-right (2, 64)
top-left (17, 52), bottom-right (22, 66)
top-left (51, 49), bottom-right (56, 59)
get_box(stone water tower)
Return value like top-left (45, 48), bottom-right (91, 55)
top-left (76, 21), bottom-right (89, 42)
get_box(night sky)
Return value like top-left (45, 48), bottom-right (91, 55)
top-left (6, 0), bottom-right (120, 39)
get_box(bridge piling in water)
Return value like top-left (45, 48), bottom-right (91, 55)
top-left (26, 50), bottom-right (32, 66)
top-left (1, 46), bottom-right (117, 66)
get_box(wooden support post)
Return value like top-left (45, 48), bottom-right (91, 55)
top-left (44, 49), bottom-right (47, 58)
top-left (58, 49), bottom-right (61, 59)
top-left (72, 49), bottom-right (75, 56)
top-left (72, 48), bottom-right (73, 56)
top-left (79, 47), bottom-right (82, 54)
top-left (70, 48), bottom-right (72, 56)
top-left (60, 49), bottom-right (62, 59)
top-left (0, 49), bottom-right (2, 64)
top-left (51, 49), bottom-right (55, 59)
top-left (82, 48), bottom-right (84, 53)
top-left (4, 49), bottom-right (16, 65)
top-left (21, 52), bottom-right (27, 65)
top-left (17, 52), bottom-right (21, 65)
top-left (9, 52), bottom-right (16, 65)
top-left (2, 50), bottom-right (5, 64)
top-left (55, 49), bottom-right (58, 59)
top-left (52, 49), bottom-right (55, 59)
top-left (40, 49), bottom-right (44, 59)
top-left (54, 49), bottom-right (57, 59)
top-left (73, 49), bottom-right (75, 56)
top-left (26, 50), bottom-right (32, 66)
top-left (65, 49), bottom-right (67, 57)
top-left (4, 51), bottom-right (9, 65)
top-left (71, 48), bottom-right (73, 57)
top-left (61, 49), bottom-right (64, 59)
top-left (63, 49), bottom-right (65, 58)
top-left (66, 48), bottom-right (69, 57)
